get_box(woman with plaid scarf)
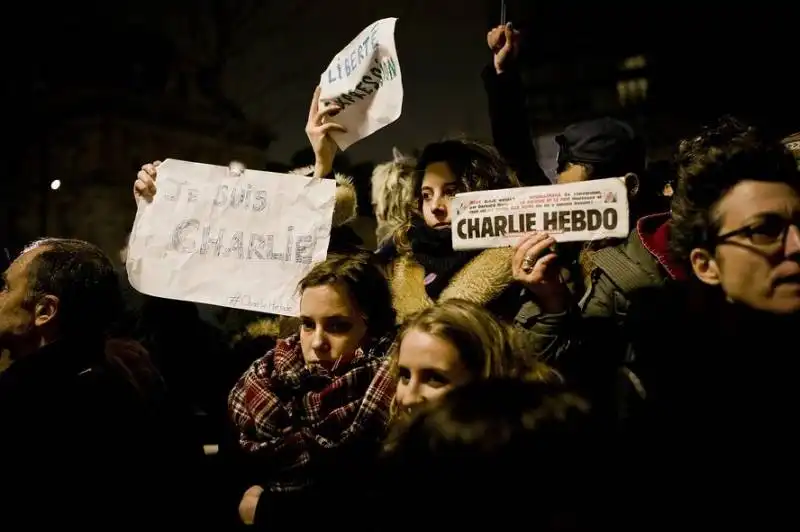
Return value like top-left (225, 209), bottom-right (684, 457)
top-left (226, 252), bottom-right (397, 528)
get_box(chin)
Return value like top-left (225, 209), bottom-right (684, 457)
top-left (768, 285), bottom-right (800, 314)
top-left (772, 300), bottom-right (800, 315)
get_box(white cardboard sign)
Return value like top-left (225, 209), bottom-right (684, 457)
top-left (318, 18), bottom-right (403, 150)
top-left (126, 159), bottom-right (336, 316)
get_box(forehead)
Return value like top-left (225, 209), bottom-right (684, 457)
top-left (716, 180), bottom-right (800, 228)
top-left (421, 162), bottom-right (457, 188)
top-left (299, 283), bottom-right (355, 316)
top-left (5, 246), bottom-right (44, 281)
top-left (398, 329), bottom-right (460, 370)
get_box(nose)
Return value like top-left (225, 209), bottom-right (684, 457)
top-left (311, 327), bottom-right (329, 352)
top-left (397, 378), bottom-right (425, 410)
top-left (785, 224), bottom-right (800, 259)
top-left (432, 196), bottom-right (448, 215)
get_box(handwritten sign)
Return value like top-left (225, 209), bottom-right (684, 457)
top-left (319, 18), bottom-right (403, 151)
top-left (126, 159), bottom-right (336, 316)
top-left (451, 178), bottom-right (630, 251)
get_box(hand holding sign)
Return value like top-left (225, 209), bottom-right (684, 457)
top-left (134, 160), bottom-right (161, 202)
top-left (512, 232), bottom-right (568, 313)
top-left (487, 23), bottom-right (519, 74)
top-left (134, 159), bottom-right (249, 203)
top-left (306, 86), bottom-right (347, 178)
top-left (127, 159), bottom-right (336, 317)
top-left (318, 18), bottom-right (403, 151)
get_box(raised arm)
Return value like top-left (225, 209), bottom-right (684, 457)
top-left (483, 24), bottom-right (549, 187)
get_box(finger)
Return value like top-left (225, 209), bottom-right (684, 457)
top-left (512, 231), bottom-right (545, 251)
top-left (308, 86), bottom-right (322, 122)
top-left (500, 27), bottom-right (514, 53)
top-left (514, 234), bottom-right (555, 273)
top-left (541, 253), bottom-right (559, 266)
top-left (531, 253), bottom-right (559, 278)
top-left (527, 236), bottom-right (557, 263)
top-left (315, 104), bottom-right (342, 125)
top-left (134, 180), bottom-right (156, 202)
top-left (512, 233), bottom-right (545, 270)
top-left (318, 122), bottom-right (347, 135)
top-left (513, 232), bottom-right (547, 261)
top-left (144, 161), bottom-right (161, 177)
top-left (229, 160), bottom-right (246, 176)
top-left (488, 27), bottom-right (504, 51)
top-left (136, 170), bottom-right (155, 190)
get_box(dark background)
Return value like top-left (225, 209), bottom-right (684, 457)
top-left (1, 0), bottom-right (796, 255)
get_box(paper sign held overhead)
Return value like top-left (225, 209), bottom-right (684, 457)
top-left (451, 177), bottom-right (630, 251)
top-left (319, 17), bottom-right (403, 151)
top-left (126, 159), bottom-right (336, 316)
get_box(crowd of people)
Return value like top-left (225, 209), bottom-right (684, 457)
top-left (1, 23), bottom-right (798, 531)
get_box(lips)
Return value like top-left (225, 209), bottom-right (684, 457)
top-left (773, 262), bottom-right (800, 285)
top-left (434, 222), bottom-right (451, 229)
top-left (777, 273), bottom-right (800, 285)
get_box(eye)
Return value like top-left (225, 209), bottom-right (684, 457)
top-left (424, 371), bottom-right (450, 388)
top-left (747, 216), bottom-right (787, 245)
top-left (397, 367), bottom-right (410, 384)
top-left (325, 320), bottom-right (352, 334)
top-left (300, 318), bottom-right (315, 330)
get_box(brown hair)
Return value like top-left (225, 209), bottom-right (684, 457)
top-left (670, 116), bottom-right (800, 266)
top-left (391, 138), bottom-right (520, 253)
top-left (298, 252), bottom-right (396, 339)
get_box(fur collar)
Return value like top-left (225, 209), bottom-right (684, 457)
top-left (290, 166), bottom-right (357, 227)
top-left (390, 247), bottom-right (515, 322)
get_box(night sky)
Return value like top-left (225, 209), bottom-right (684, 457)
top-left (5, 0), bottom-right (798, 164)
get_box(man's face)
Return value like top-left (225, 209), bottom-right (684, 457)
top-left (557, 163), bottom-right (590, 184)
top-left (0, 247), bottom-right (44, 359)
top-left (696, 181), bottom-right (800, 315)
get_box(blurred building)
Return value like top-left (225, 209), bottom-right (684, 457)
top-left (496, 1), bottom-right (798, 167)
top-left (2, 24), bottom-right (272, 256)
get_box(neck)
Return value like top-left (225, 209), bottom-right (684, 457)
top-left (8, 332), bottom-right (54, 361)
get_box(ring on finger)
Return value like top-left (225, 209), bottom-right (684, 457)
top-left (522, 254), bottom-right (535, 273)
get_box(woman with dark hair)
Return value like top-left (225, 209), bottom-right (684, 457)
top-left (378, 138), bottom-right (527, 323)
top-left (224, 252), bottom-right (397, 528)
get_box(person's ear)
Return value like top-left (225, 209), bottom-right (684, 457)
top-left (689, 248), bottom-right (720, 286)
top-left (34, 295), bottom-right (59, 327)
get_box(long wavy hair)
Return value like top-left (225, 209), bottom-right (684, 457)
top-left (390, 138), bottom-right (520, 253)
top-left (385, 299), bottom-right (559, 419)
top-left (371, 147), bottom-right (416, 245)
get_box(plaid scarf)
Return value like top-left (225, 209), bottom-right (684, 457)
top-left (228, 333), bottom-right (396, 492)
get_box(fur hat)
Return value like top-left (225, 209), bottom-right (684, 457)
top-left (289, 166), bottom-right (358, 227)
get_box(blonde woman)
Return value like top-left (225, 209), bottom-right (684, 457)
top-left (388, 298), bottom-right (557, 417)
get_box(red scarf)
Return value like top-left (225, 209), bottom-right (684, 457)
top-left (229, 334), bottom-right (395, 492)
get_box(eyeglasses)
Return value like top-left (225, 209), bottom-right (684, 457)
top-left (716, 213), bottom-right (800, 251)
